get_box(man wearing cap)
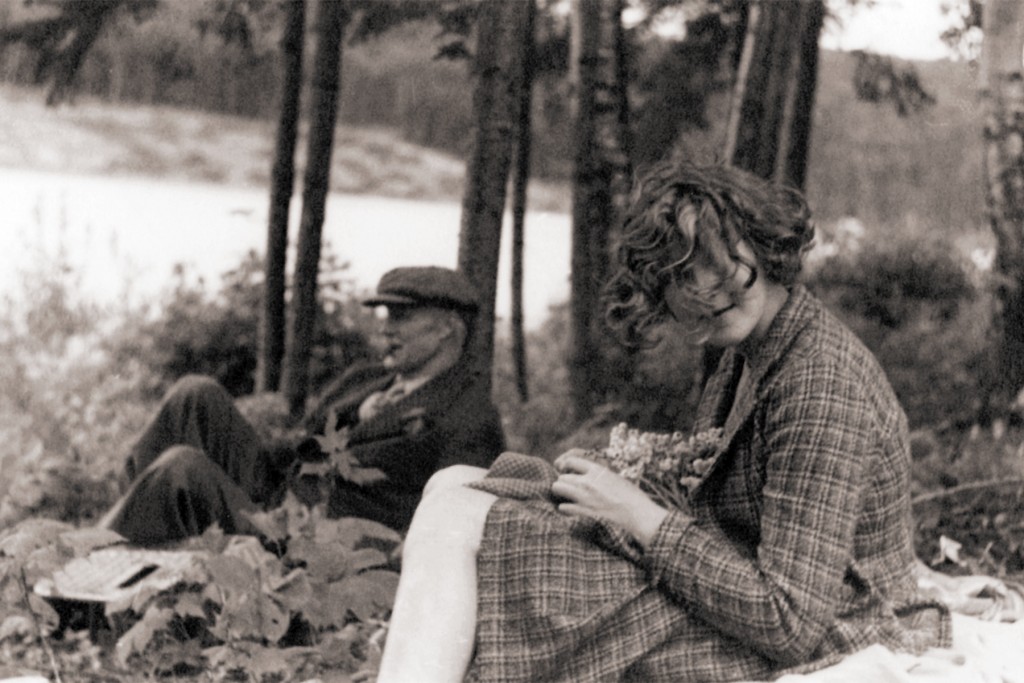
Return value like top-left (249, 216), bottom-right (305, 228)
top-left (99, 266), bottom-right (505, 546)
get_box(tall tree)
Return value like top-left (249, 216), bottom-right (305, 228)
top-left (567, 0), bottom-right (632, 420)
top-left (723, 0), bottom-right (824, 190)
top-left (283, 0), bottom-right (350, 416)
top-left (980, 0), bottom-right (1024, 410)
top-left (509, 0), bottom-right (537, 403)
top-left (258, 0), bottom-right (306, 393)
top-left (456, 0), bottom-right (532, 393)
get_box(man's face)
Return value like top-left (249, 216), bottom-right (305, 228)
top-left (378, 305), bottom-right (455, 375)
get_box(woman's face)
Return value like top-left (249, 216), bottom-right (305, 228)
top-left (663, 242), bottom-right (776, 348)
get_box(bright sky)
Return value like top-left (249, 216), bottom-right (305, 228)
top-left (821, 0), bottom-right (960, 61)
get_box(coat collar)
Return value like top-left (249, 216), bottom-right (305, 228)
top-left (690, 285), bottom-right (818, 497)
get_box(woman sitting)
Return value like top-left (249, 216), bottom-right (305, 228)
top-left (376, 161), bottom-right (950, 682)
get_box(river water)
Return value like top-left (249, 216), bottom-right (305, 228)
top-left (0, 168), bottom-right (571, 330)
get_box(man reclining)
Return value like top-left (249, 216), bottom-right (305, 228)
top-left (98, 266), bottom-right (505, 546)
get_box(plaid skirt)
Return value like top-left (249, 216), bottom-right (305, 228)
top-left (467, 454), bottom-right (780, 682)
top-left (466, 453), bottom-right (947, 682)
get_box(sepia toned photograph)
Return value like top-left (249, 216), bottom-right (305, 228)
top-left (1, 0), bottom-right (1022, 681)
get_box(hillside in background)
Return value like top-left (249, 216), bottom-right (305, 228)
top-left (808, 50), bottom-right (985, 234)
top-left (0, 32), bottom-right (986, 236)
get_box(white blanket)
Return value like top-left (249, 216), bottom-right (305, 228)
top-left (758, 561), bottom-right (1024, 683)
top-left (767, 614), bottom-right (1024, 683)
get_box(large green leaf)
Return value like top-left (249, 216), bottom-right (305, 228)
top-left (116, 605), bottom-right (174, 666)
top-left (267, 567), bottom-right (312, 613)
top-left (0, 519), bottom-right (72, 559)
top-left (314, 516), bottom-right (401, 548)
top-left (0, 614), bottom-right (33, 641)
top-left (204, 554), bottom-right (259, 594)
top-left (331, 570), bottom-right (399, 622)
top-left (286, 538), bottom-right (353, 582)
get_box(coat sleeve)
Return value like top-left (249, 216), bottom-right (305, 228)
top-left (643, 356), bottom-right (875, 665)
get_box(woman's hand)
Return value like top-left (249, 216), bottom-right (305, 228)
top-left (551, 450), bottom-right (669, 548)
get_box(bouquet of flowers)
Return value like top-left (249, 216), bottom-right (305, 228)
top-left (588, 423), bottom-right (723, 510)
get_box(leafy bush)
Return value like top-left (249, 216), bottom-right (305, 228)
top-left (0, 503), bottom-right (400, 681)
top-left (493, 304), bottom-right (702, 459)
top-left (0, 221), bottom-right (395, 682)
top-left (0, 243), bottom-right (376, 532)
top-left (113, 249), bottom-right (376, 399)
top-left (812, 233), bottom-right (976, 328)
top-left (809, 231), bottom-right (990, 428)
top-left (0, 243), bottom-right (155, 529)
top-left (493, 305), bottom-right (575, 457)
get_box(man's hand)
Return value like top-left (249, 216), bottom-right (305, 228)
top-left (551, 450), bottom-right (669, 548)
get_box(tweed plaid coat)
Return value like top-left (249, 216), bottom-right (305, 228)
top-left (467, 286), bottom-right (950, 682)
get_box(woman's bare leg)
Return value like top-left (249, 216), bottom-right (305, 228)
top-left (376, 466), bottom-right (496, 683)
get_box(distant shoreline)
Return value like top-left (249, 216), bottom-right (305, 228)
top-left (0, 84), bottom-right (572, 215)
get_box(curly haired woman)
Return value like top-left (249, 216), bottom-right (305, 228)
top-left (376, 161), bottom-right (950, 682)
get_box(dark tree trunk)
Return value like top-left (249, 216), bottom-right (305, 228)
top-left (283, 0), bottom-right (349, 417)
top-left (981, 0), bottom-right (1024, 410)
top-left (456, 0), bottom-right (532, 394)
top-left (724, 0), bottom-right (824, 190)
top-left (703, 0), bottom-right (822, 389)
top-left (568, 0), bottom-right (632, 421)
top-left (258, 0), bottom-right (306, 393)
top-left (510, 0), bottom-right (537, 403)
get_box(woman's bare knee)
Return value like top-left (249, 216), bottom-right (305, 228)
top-left (423, 464), bottom-right (488, 498)
top-left (406, 483), bottom-right (496, 558)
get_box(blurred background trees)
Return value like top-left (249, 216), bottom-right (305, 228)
top-left (281, 0), bottom-right (348, 416)
top-left (567, 0), bottom-right (632, 420)
top-left (258, 0), bottom-right (305, 394)
top-left (979, 0), bottom-right (1024, 417)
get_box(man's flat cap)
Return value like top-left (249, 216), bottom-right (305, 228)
top-left (362, 266), bottom-right (480, 311)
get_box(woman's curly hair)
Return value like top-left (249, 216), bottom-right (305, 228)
top-left (605, 161), bottom-right (815, 347)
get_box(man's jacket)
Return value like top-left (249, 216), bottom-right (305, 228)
top-left (302, 360), bottom-right (505, 530)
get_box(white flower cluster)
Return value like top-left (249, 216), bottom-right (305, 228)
top-left (596, 423), bottom-right (723, 509)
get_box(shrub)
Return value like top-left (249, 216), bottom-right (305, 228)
top-left (492, 305), bottom-right (575, 457)
top-left (0, 245), bottom-right (155, 529)
top-left (113, 249), bottom-right (376, 400)
top-left (812, 234), bottom-right (975, 328)
top-left (809, 230), bottom-right (990, 428)
top-left (493, 305), bottom-right (702, 459)
top-left (0, 244), bottom-right (377, 531)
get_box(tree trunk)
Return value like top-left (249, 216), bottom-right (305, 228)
top-left (568, 0), bottom-right (632, 421)
top-left (45, 0), bottom-right (123, 105)
top-left (258, 0), bottom-right (306, 394)
top-left (283, 0), bottom-right (349, 417)
top-left (456, 0), bottom-right (532, 395)
top-left (510, 0), bottom-right (537, 403)
top-left (981, 0), bottom-right (1024, 409)
top-left (723, 0), bottom-right (823, 190)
